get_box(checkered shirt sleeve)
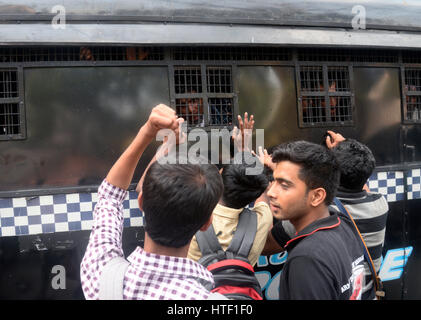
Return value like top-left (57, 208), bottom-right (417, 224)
top-left (80, 179), bottom-right (127, 300)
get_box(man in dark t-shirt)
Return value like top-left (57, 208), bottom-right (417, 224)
top-left (266, 141), bottom-right (369, 300)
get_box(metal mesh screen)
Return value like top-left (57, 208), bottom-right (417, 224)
top-left (298, 48), bottom-right (398, 63)
top-left (402, 50), bottom-right (421, 64)
top-left (327, 66), bottom-right (350, 92)
top-left (404, 68), bottom-right (421, 121)
top-left (405, 69), bottom-right (421, 91)
top-left (0, 46), bottom-right (164, 62)
top-left (173, 47), bottom-right (292, 61)
top-left (174, 66), bottom-right (202, 94)
top-left (206, 67), bottom-right (232, 93)
top-left (208, 98), bottom-right (233, 125)
top-left (302, 96), bottom-right (351, 124)
top-left (300, 66), bottom-right (324, 92)
top-left (302, 96), bottom-right (325, 123)
top-left (176, 98), bottom-right (204, 127)
top-left (330, 96), bottom-right (352, 122)
top-left (0, 69), bottom-right (18, 98)
top-left (0, 103), bottom-right (20, 135)
top-left (406, 95), bottom-right (421, 121)
top-left (299, 65), bottom-right (352, 125)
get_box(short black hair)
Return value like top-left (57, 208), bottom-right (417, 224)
top-left (333, 139), bottom-right (376, 190)
top-left (142, 154), bottom-right (223, 248)
top-left (271, 141), bottom-right (340, 205)
top-left (221, 152), bottom-right (269, 209)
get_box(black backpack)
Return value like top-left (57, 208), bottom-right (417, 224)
top-left (195, 207), bottom-right (264, 300)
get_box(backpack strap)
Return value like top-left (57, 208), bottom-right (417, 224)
top-left (99, 256), bottom-right (130, 300)
top-left (226, 208), bottom-right (258, 259)
top-left (196, 224), bottom-right (226, 265)
top-left (333, 197), bottom-right (385, 299)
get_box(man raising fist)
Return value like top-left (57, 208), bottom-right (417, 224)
top-left (80, 104), bottom-right (224, 300)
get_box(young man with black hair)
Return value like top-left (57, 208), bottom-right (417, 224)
top-left (80, 104), bottom-right (224, 300)
top-left (327, 131), bottom-right (389, 300)
top-left (187, 152), bottom-right (272, 267)
top-left (188, 114), bottom-right (273, 267)
top-left (266, 140), bottom-right (370, 300)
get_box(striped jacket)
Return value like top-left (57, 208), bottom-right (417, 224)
top-left (331, 188), bottom-right (389, 299)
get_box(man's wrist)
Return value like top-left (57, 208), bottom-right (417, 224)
top-left (140, 123), bottom-right (157, 141)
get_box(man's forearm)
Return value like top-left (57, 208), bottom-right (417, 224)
top-left (136, 153), bottom-right (157, 193)
top-left (106, 124), bottom-right (154, 190)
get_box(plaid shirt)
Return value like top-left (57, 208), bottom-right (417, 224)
top-left (80, 179), bottom-right (214, 300)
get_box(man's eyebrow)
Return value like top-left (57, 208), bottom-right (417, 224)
top-left (274, 177), bottom-right (294, 186)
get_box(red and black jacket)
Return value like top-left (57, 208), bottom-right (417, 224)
top-left (272, 209), bottom-right (371, 300)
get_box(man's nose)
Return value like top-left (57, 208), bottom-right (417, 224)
top-left (267, 183), bottom-right (276, 199)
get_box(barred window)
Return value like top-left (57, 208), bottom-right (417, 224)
top-left (0, 46), bottom-right (164, 62)
top-left (173, 47), bottom-right (292, 61)
top-left (176, 97), bottom-right (205, 127)
top-left (207, 67), bottom-right (232, 93)
top-left (0, 69), bottom-right (25, 140)
top-left (208, 98), bottom-right (233, 125)
top-left (403, 68), bottom-right (421, 122)
top-left (298, 65), bottom-right (353, 126)
top-left (174, 65), bottom-right (234, 127)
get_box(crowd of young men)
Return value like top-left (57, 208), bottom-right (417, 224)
top-left (80, 104), bottom-right (388, 300)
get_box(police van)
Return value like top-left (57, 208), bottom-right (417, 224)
top-left (0, 0), bottom-right (420, 299)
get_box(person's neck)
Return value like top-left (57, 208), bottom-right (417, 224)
top-left (143, 233), bottom-right (190, 258)
top-left (291, 205), bottom-right (330, 234)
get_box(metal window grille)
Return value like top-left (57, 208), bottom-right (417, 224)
top-left (0, 68), bottom-right (24, 139)
top-left (175, 97), bottom-right (204, 127)
top-left (404, 68), bottom-right (421, 122)
top-left (300, 66), bottom-right (324, 92)
top-left (0, 103), bottom-right (20, 135)
top-left (402, 50), bottom-right (421, 64)
top-left (330, 96), bottom-right (352, 122)
top-left (327, 66), bottom-right (350, 92)
top-left (208, 98), bottom-right (233, 125)
top-left (406, 96), bottom-right (421, 121)
top-left (298, 48), bottom-right (398, 63)
top-left (405, 69), bottom-right (421, 92)
top-left (206, 66), bottom-right (232, 93)
top-left (173, 46), bottom-right (292, 61)
top-left (299, 65), bottom-right (353, 126)
top-left (174, 66), bottom-right (202, 94)
top-left (174, 64), bottom-right (234, 127)
top-left (0, 46), bottom-right (164, 62)
top-left (0, 46), bottom-right (413, 64)
top-left (301, 96), bottom-right (326, 124)
top-left (0, 69), bottom-right (18, 98)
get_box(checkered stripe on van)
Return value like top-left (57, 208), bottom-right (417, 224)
top-left (407, 169), bottom-right (421, 200)
top-left (367, 171), bottom-right (405, 202)
top-left (0, 169), bottom-right (420, 237)
top-left (0, 190), bottom-right (143, 237)
top-left (367, 169), bottom-right (421, 202)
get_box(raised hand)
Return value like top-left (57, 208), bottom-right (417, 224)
top-left (325, 130), bottom-right (346, 149)
top-left (144, 104), bottom-right (183, 139)
top-left (232, 112), bottom-right (254, 152)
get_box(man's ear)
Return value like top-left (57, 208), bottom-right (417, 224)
top-left (309, 188), bottom-right (326, 207)
top-left (138, 191), bottom-right (144, 211)
top-left (199, 214), bottom-right (213, 231)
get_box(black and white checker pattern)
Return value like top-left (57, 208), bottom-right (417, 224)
top-left (0, 190), bottom-right (143, 237)
top-left (408, 168), bottom-right (421, 200)
top-left (0, 169), bottom-right (420, 238)
top-left (367, 169), bottom-right (421, 202)
top-left (367, 171), bottom-right (405, 202)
